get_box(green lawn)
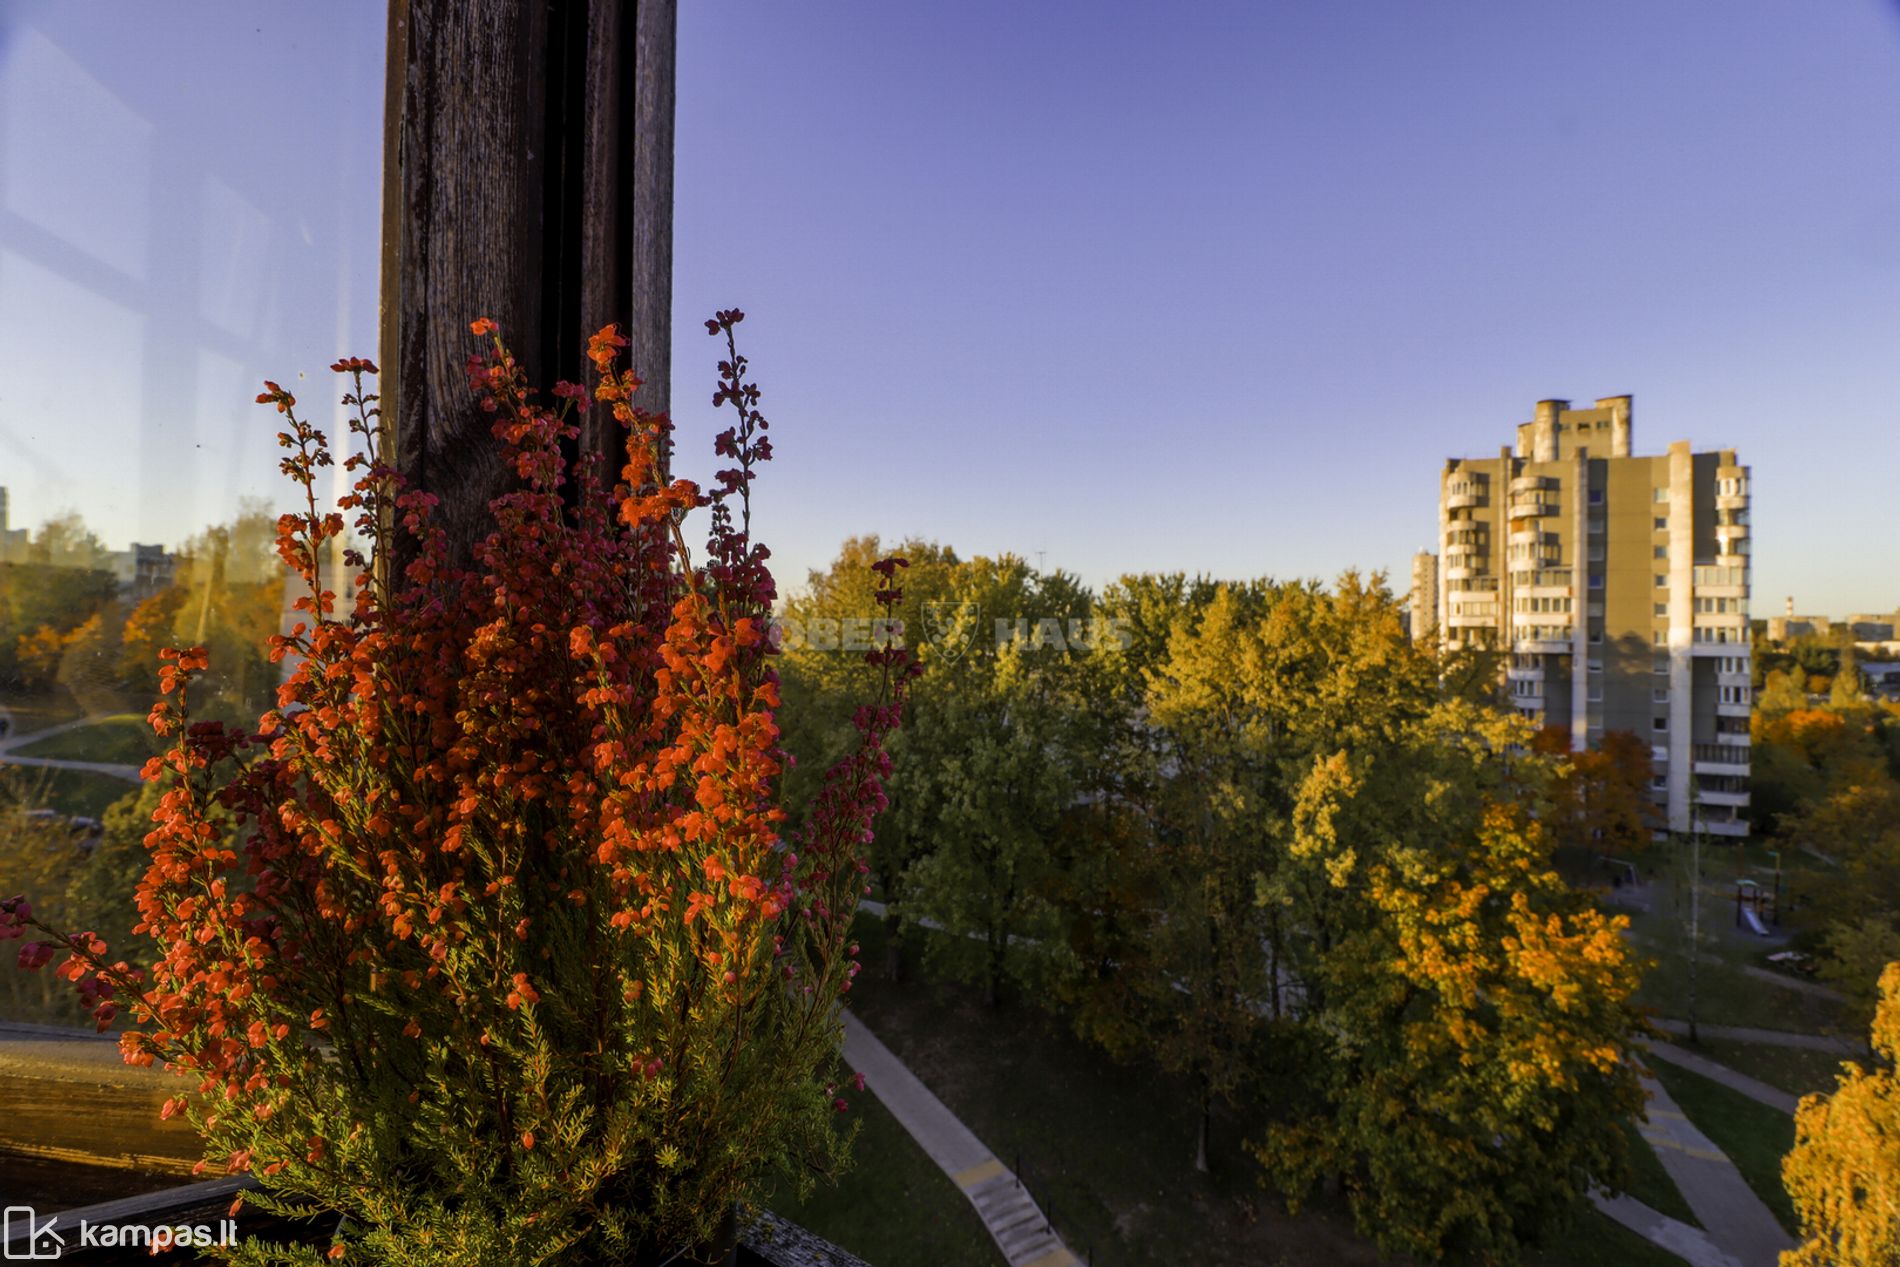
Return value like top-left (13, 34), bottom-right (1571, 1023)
top-left (1649, 1060), bottom-right (1798, 1234)
top-left (11, 767), bottom-right (142, 817)
top-left (12, 714), bottom-right (164, 765)
top-left (1629, 932), bottom-right (1847, 1036)
top-left (1532, 1214), bottom-right (1693, 1267)
top-left (0, 692), bottom-right (85, 734)
top-left (755, 1084), bottom-right (1004, 1267)
top-left (1685, 1037), bottom-right (1854, 1101)
top-left (846, 914), bottom-right (1690, 1267)
top-left (1622, 1119), bottom-right (1698, 1228)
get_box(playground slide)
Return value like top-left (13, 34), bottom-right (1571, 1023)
top-left (1741, 906), bottom-right (1771, 937)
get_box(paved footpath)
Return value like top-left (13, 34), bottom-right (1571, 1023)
top-left (839, 1010), bottom-right (1078, 1267)
top-left (1644, 1042), bottom-right (1803, 1115)
top-left (1636, 1073), bottom-right (1793, 1267)
top-left (0, 717), bottom-right (143, 782)
top-left (1590, 1192), bottom-right (1742, 1267)
top-left (1655, 1018), bottom-right (1861, 1055)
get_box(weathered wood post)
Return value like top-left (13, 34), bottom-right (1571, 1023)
top-left (378, 0), bottom-right (675, 558)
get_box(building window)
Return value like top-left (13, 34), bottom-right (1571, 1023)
top-left (1588, 488), bottom-right (1604, 505)
top-left (1588, 684), bottom-right (1603, 703)
top-left (1589, 626), bottom-right (1603, 644)
top-left (1653, 716), bottom-right (1668, 731)
top-left (1653, 545), bottom-right (1667, 559)
top-left (1655, 575), bottom-right (1668, 588)
top-left (1653, 688), bottom-right (1669, 703)
top-left (1654, 487), bottom-right (1670, 503)
top-left (1654, 516), bottom-right (1667, 530)
top-left (1588, 659), bottom-right (1603, 673)
top-left (1654, 630), bottom-right (1667, 645)
top-left (1588, 573), bottom-right (1604, 590)
top-left (1654, 655), bottom-right (1669, 674)
top-left (1652, 745), bottom-right (1668, 764)
top-left (1654, 602), bottom-right (1668, 617)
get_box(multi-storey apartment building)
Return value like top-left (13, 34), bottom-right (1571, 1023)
top-left (1420, 396), bottom-right (1751, 838)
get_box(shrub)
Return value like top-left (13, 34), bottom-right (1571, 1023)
top-left (3, 313), bottom-right (916, 1265)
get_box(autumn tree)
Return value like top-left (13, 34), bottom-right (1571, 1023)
top-left (0, 537), bottom-right (118, 692)
top-left (1781, 961), bottom-right (1900, 1267)
top-left (1533, 727), bottom-right (1659, 860)
top-left (1256, 700), bottom-right (1649, 1264)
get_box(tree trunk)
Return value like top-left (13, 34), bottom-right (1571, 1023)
top-left (986, 932), bottom-right (1002, 1009)
top-left (1193, 1075), bottom-right (1210, 1174)
top-left (380, 0), bottom-right (675, 559)
top-left (883, 908), bottom-right (905, 983)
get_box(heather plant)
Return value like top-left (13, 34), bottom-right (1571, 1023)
top-left (2, 312), bottom-right (916, 1265)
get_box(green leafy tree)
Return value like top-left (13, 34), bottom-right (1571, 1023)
top-left (776, 535), bottom-right (960, 979)
top-left (1042, 574), bottom-right (1215, 1060)
top-left (903, 639), bottom-right (1074, 1004)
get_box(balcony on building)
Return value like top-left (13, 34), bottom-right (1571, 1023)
top-left (1692, 563), bottom-right (1749, 599)
top-left (1694, 783), bottom-right (1750, 809)
top-left (1692, 741), bottom-right (1749, 774)
top-left (1516, 567), bottom-right (1573, 597)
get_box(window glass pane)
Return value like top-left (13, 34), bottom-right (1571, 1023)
top-left (1, 5), bottom-right (381, 752)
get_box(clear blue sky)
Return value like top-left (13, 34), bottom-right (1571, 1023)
top-left (4, 2), bottom-right (1898, 614)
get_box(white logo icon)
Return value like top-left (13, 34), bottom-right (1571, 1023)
top-left (3, 1207), bottom-right (64, 1260)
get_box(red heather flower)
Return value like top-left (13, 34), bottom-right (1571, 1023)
top-left (7, 313), bottom-right (919, 1261)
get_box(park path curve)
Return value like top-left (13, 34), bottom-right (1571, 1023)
top-left (1655, 1018), bottom-right (1861, 1055)
top-left (1643, 1042), bottom-right (1803, 1115)
top-left (1637, 1073), bottom-right (1793, 1267)
top-left (0, 716), bottom-right (92, 755)
top-left (1590, 1192), bottom-right (1742, 1267)
top-left (0, 716), bottom-right (144, 782)
top-left (839, 1010), bottom-right (1077, 1267)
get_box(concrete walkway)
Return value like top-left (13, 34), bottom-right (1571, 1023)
top-left (0, 753), bottom-right (143, 781)
top-left (839, 1011), bottom-right (1078, 1267)
top-left (0, 717), bottom-right (144, 782)
top-left (1734, 964), bottom-right (1845, 1003)
top-left (1637, 1073), bottom-right (1793, 1267)
top-left (1591, 1192), bottom-right (1742, 1267)
top-left (1644, 1042), bottom-right (1803, 1115)
top-left (1655, 1018), bottom-right (1861, 1055)
top-left (0, 716), bottom-right (92, 755)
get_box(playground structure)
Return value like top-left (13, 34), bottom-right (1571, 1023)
top-left (1598, 856), bottom-right (1641, 888)
top-left (1735, 878), bottom-right (1778, 935)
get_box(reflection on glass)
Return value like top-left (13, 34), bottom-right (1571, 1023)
top-left (0, 2), bottom-right (383, 956)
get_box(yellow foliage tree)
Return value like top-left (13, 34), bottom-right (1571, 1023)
top-left (1782, 961), bottom-right (1900, 1266)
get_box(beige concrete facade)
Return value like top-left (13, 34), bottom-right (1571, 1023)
top-left (1429, 397), bottom-right (1750, 838)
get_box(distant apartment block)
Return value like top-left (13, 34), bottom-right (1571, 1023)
top-left (1415, 397), bottom-right (1751, 839)
top-left (0, 486), bottom-right (28, 564)
top-left (1763, 598), bottom-right (1900, 650)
